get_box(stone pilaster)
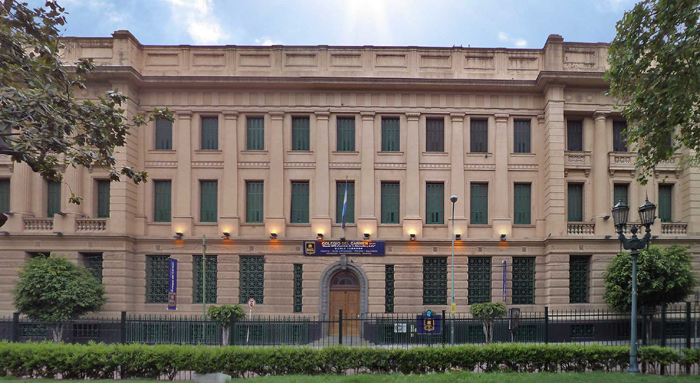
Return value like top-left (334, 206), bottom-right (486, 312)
top-left (542, 86), bottom-right (567, 237)
top-left (357, 112), bottom-right (377, 237)
top-left (6, 163), bottom-right (33, 232)
top-left (403, 112), bottom-right (422, 239)
top-left (592, 110), bottom-right (613, 235)
top-left (219, 111), bottom-right (239, 237)
top-left (492, 113), bottom-right (512, 238)
top-left (172, 111), bottom-right (193, 237)
top-left (313, 111), bottom-right (332, 237)
top-left (681, 148), bottom-right (700, 235)
top-left (266, 111), bottom-right (286, 238)
top-left (449, 113), bottom-right (468, 237)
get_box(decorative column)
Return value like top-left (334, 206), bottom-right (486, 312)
top-left (542, 85), bottom-right (567, 237)
top-left (266, 111), bottom-right (286, 238)
top-left (492, 114), bottom-right (512, 238)
top-left (220, 111), bottom-right (239, 237)
top-left (357, 112), bottom-right (377, 237)
top-left (6, 163), bottom-right (33, 232)
top-left (450, 113), bottom-right (468, 237)
top-left (313, 111), bottom-right (332, 237)
top-left (404, 112), bottom-right (422, 239)
top-left (592, 110), bottom-right (612, 235)
top-left (56, 165), bottom-right (83, 234)
top-left (172, 111), bottom-right (193, 237)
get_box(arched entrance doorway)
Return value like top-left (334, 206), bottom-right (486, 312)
top-left (329, 270), bottom-right (360, 335)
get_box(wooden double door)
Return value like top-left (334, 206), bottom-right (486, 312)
top-left (329, 271), bottom-right (360, 336)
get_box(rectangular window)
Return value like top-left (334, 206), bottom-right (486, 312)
top-left (201, 117), bottom-right (219, 150)
top-left (155, 118), bottom-right (172, 150)
top-left (385, 265), bottom-right (395, 313)
top-left (426, 182), bottom-right (444, 224)
top-left (470, 119), bottom-right (488, 153)
top-left (0, 179), bottom-right (9, 213)
top-left (567, 120), bottom-right (583, 151)
top-left (514, 183), bottom-right (531, 225)
top-left (293, 264), bottom-right (303, 313)
top-left (567, 184), bottom-right (583, 222)
top-left (423, 257), bottom-right (447, 305)
top-left (425, 118), bottom-right (444, 152)
top-left (381, 182), bottom-right (400, 224)
top-left (290, 181), bottom-right (309, 223)
top-left (613, 121), bottom-right (628, 152)
top-left (381, 117), bottom-right (400, 152)
top-left (470, 183), bottom-right (488, 225)
top-left (336, 181), bottom-right (355, 224)
top-left (514, 120), bottom-right (531, 153)
top-left (82, 253), bottom-right (103, 283)
top-left (47, 180), bottom-right (61, 217)
top-left (292, 117), bottom-right (310, 151)
top-left (146, 255), bottom-right (170, 303)
top-left (659, 184), bottom-right (673, 222)
top-left (336, 117), bottom-right (355, 151)
top-left (153, 181), bottom-right (172, 223)
top-left (246, 117), bottom-right (265, 150)
top-left (239, 256), bottom-right (265, 304)
top-left (569, 255), bottom-right (590, 304)
top-left (512, 257), bottom-right (535, 304)
top-left (193, 255), bottom-right (217, 304)
top-left (246, 181), bottom-right (264, 223)
top-left (200, 181), bottom-right (218, 223)
top-left (96, 180), bottom-right (110, 218)
top-left (468, 257), bottom-right (491, 304)
top-left (614, 184), bottom-right (629, 206)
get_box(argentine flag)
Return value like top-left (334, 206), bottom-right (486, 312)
top-left (341, 177), bottom-right (348, 230)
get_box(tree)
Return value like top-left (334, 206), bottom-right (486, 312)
top-left (603, 245), bottom-right (697, 313)
top-left (470, 302), bottom-right (506, 344)
top-left (207, 304), bottom-right (245, 346)
top-left (13, 255), bottom-right (106, 342)
top-left (0, 0), bottom-right (171, 212)
top-left (607, 0), bottom-right (700, 183)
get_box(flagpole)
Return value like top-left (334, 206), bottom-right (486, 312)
top-left (203, 235), bottom-right (207, 319)
top-left (343, 176), bottom-right (348, 239)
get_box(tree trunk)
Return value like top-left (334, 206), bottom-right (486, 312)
top-left (488, 320), bottom-right (494, 343)
top-left (482, 322), bottom-right (489, 343)
top-left (222, 326), bottom-right (230, 346)
top-left (51, 323), bottom-right (63, 343)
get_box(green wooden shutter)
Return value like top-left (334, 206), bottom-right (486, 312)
top-left (569, 255), bottom-right (590, 304)
top-left (246, 181), bottom-right (264, 223)
top-left (97, 180), bottom-right (110, 218)
top-left (239, 256), bottom-right (265, 304)
top-left (0, 179), bottom-right (9, 213)
top-left (567, 120), bottom-right (583, 151)
top-left (470, 119), bottom-right (488, 153)
top-left (423, 257), bottom-right (447, 305)
top-left (292, 117), bottom-right (310, 151)
top-left (426, 182), bottom-right (444, 224)
top-left (470, 183), bottom-right (488, 224)
top-left (512, 257), bottom-right (535, 304)
top-left (201, 117), bottom-right (219, 150)
top-left (381, 117), bottom-right (400, 152)
top-left (293, 264), bottom-right (303, 313)
top-left (290, 181), bottom-right (309, 223)
top-left (337, 117), bottom-right (355, 151)
top-left (381, 182), bottom-right (400, 224)
top-left (514, 120), bottom-right (531, 153)
top-left (514, 183), bottom-right (531, 225)
top-left (193, 255), bottom-right (217, 304)
top-left (613, 184), bottom-right (628, 206)
top-left (468, 257), bottom-right (491, 304)
top-left (153, 181), bottom-right (172, 222)
top-left (200, 181), bottom-right (218, 222)
top-left (426, 118), bottom-right (444, 152)
top-left (335, 181), bottom-right (355, 224)
top-left (46, 180), bottom-right (61, 217)
top-left (155, 118), bottom-right (173, 150)
top-left (385, 265), bottom-right (395, 313)
top-left (247, 117), bottom-right (265, 150)
top-left (659, 184), bottom-right (673, 222)
top-left (613, 121), bottom-right (628, 152)
top-left (146, 255), bottom-right (170, 303)
top-left (567, 184), bottom-right (583, 222)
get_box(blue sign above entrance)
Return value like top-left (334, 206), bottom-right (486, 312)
top-left (304, 240), bottom-right (385, 256)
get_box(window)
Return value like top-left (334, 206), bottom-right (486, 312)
top-left (426, 118), bottom-right (444, 152)
top-left (146, 255), bottom-right (170, 303)
top-left (385, 265), bottom-right (395, 313)
top-left (290, 181), bottom-right (309, 223)
top-left (512, 257), bottom-right (535, 304)
top-left (613, 184), bottom-right (629, 206)
top-left (470, 183), bottom-right (488, 225)
top-left (153, 181), bottom-right (172, 223)
top-left (569, 255), bottom-right (590, 304)
top-left (514, 183), bottom-right (531, 225)
top-left (193, 255), bottom-right (217, 304)
top-left (82, 253), bottom-right (103, 283)
top-left (246, 181), bottom-right (264, 223)
top-left (468, 257), bottom-right (491, 304)
top-left (96, 180), bottom-right (110, 218)
top-left (200, 181), bottom-right (218, 223)
top-left (613, 121), bottom-right (627, 152)
top-left (514, 120), bottom-right (531, 153)
top-left (470, 119), bottom-right (488, 153)
top-left (291, 117), bottom-right (310, 151)
top-left (567, 184), bottom-right (583, 222)
top-left (155, 118), bottom-right (172, 150)
top-left (381, 182), bottom-right (400, 224)
top-left (567, 120), bottom-right (583, 151)
top-left (426, 182), bottom-right (444, 224)
top-left (0, 179), bottom-right (9, 213)
top-left (239, 256), bottom-right (265, 304)
top-left (336, 181), bottom-right (355, 224)
top-left (201, 117), bottom-right (218, 150)
top-left (337, 117), bottom-right (355, 151)
top-left (423, 257), bottom-right (447, 305)
top-left (381, 117), bottom-right (400, 152)
top-left (293, 264), bottom-right (303, 313)
top-left (247, 117), bottom-right (265, 150)
top-left (46, 180), bottom-right (61, 217)
top-left (659, 184), bottom-right (673, 222)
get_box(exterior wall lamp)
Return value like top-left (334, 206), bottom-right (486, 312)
top-left (409, 233), bottom-right (416, 241)
top-left (317, 233), bottom-right (323, 240)
top-left (222, 232), bottom-right (230, 240)
top-left (364, 233), bottom-right (370, 239)
top-left (455, 233), bottom-right (461, 241)
top-left (270, 233), bottom-right (277, 239)
top-left (500, 234), bottom-right (507, 241)
top-left (174, 232), bottom-right (184, 240)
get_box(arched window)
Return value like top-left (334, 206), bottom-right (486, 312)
top-left (330, 271), bottom-right (360, 290)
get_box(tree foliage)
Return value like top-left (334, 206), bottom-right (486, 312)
top-left (603, 245), bottom-right (697, 312)
top-left (470, 302), bottom-right (506, 343)
top-left (207, 304), bottom-right (245, 346)
top-left (607, 0), bottom-right (700, 183)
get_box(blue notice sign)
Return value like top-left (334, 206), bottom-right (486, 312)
top-left (417, 314), bottom-right (442, 334)
top-left (167, 258), bottom-right (178, 310)
top-left (303, 240), bottom-right (385, 256)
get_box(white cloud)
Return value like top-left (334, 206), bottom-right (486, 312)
top-left (515, 39), bottom-right (527, 47)
top-left (498, 32), bottom-right (509, 41)
top-left (255, 37), bottom-right (282, 46)
top-left (160, 0), bottom-right (228, 44)
top-left (497, 32), bottom-right (527, 48)
top-left (596, 0), bottom-right (635, 12)
top-left (60, 0), bottom-right (124, 25)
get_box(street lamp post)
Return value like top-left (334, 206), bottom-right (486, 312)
top-left (611, 195), bottom-right (656, 374)
top-left (450, 195), bottom-right (458, 346)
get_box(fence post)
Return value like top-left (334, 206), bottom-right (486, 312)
top-left (660, 304), bottom-right (666, 375)
top-left (120, 311), bottom-right (127, 344)
top-left (442, 310), bottom-right (446, 346)
top-left (11, 312), bottom-right (19, 342)
top-left (338, 309), bottom-right (343, 345)
top-left (687, 302), bottom-right (692, 375)
top-left (544, 307), bottom-right (549, 344)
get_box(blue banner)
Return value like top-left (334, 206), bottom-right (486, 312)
top-left (304, 240), bottom-right (385, 256)
top-left (416, 314), bottom-right (442, 334)
top-left (167, 258), bottom-right (177, 310)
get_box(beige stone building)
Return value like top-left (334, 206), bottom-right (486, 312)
top-left (0, 31), bottom-right (698, 318)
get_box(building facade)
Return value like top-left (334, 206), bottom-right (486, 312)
top-left (0, 31), bottom-right (698, 317)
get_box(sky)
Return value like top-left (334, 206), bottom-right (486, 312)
top-left (31, 0), bottom-right (637, 48)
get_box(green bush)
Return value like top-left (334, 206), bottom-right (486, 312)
top-left (0, 342), bottom-right (695, 379)
top-left (207, 305), bottom-right (246, 346)
top-left (470, 302), bottom-right (507, 344)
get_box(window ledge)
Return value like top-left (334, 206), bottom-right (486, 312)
top-left (148, 222), bottom-right (172, 226)
top-left (422, 152), bottom-right (448, 156)
top-left (425, 224), bottom-right (448, 227)
top-left (287, 223), bottom-right (312, 227)
top-left (196, 222), bottom-right (218, 226)
top-left (467, 152), bottom-right (492, 157)
top-left (513, 224), bottom-right (536, 228)
top-left (240, 223), bottom-right (265, 226)
top-left (511, 153), bottom-right (536, 156)
top-left (468, 224), bottom-right (492, 228)
top-left (194, 150), bottom-right (222, 154)
top-left (286, 150), bottom-right (314, 155)
top-left (148, 149), bottom-right (177, 154)
top-left (331, 224), bottom-right (357, 227)
top-left (378, 223), bottom-right (402, 226)
top-left (332, 151), bottom-right (359, 155)
top-left (377, 151), bottom-right (404, 156)
top-left (241, 150), bottom-right (268, 155)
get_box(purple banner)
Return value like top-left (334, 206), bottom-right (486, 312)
top-left (167, 258), bottom-right (177, 310)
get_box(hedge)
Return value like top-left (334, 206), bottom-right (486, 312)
top-left (0, 342), bottom-right (696, 379)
